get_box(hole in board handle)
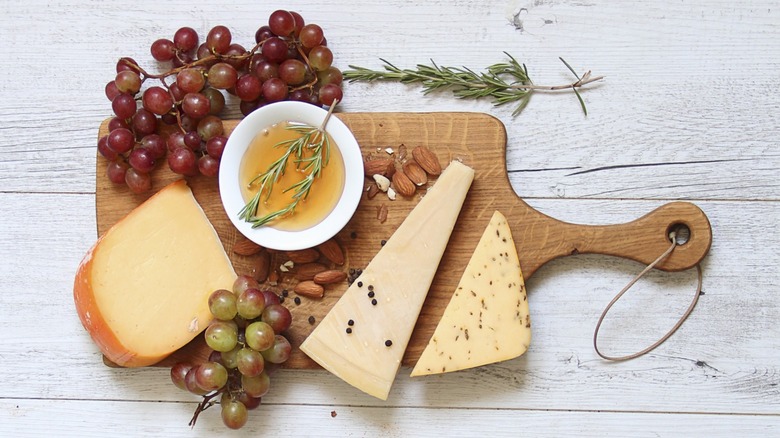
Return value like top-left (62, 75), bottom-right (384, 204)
top-left (667, 222), bottom-right (691, 246)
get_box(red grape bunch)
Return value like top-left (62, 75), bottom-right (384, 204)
top-left (98, 10), bottom-right (344, 194)
top-left (171, 275), bottom-right (293, 430)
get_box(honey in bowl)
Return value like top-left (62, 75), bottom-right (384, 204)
top-left (239, 121), bottom-right (345, 231)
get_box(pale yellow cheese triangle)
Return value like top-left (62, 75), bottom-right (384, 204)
top-left (410, 210), bottom-right (530, 376)
top-left (300, 161), bottom-right (475, 399)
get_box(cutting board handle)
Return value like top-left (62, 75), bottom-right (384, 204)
top-left (519, 201), bottom-right (712, 278)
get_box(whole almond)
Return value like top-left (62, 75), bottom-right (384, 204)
top-left (412, 146), bottom-right (441, 176)
top-left (293, 262), bottom-right (328, 281)
top-left (392, 171), bottom-right (416, 197)
top-left (398, 144), bottom-right (408, 161)
top-left (363, 158), bottom-right (395, 178)
top-left (366, 183), bottom-right (380, 199)
top-left (403, 161), bottom-right (428, 186)
top-left (233, 238), bottom-right (262, 256)
top-left (294, 280), bottom-right (324, 298)
top-left (285, 248), bottom-right (320, 264)
top-left (313, 270), bottom-right (348, 285)
top-left (254, 250), bottom-right (271, 282)
top-left (317, 239), bottom-right (345, 265)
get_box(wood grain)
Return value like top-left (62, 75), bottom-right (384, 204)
top-left (96, 112), bottom-right (711, 369)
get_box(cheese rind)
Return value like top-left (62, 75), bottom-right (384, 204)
top-left (410, 210), bottom-right (530, 377)
top-left (74, 180), bottom-right (236, 367)
top-left (300, 161), bottom-right (475, 400)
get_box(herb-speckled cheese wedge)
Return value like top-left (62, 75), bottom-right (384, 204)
top-left (300, 160), bottom-right (475, 400)
top-left (410, 210), bottom-right (530, 376)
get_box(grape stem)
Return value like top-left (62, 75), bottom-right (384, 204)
top-left (343, 54), bottom-right (604, 116)
top-left (188, 388), bottom-right (224, 428)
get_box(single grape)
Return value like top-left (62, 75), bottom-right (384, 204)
top-left (232, 275), bottom-right (260, 295)
top-left (261, 304), bottom-right (292, 333)
top-left (207, 62), bottom-right (238, 90)
top-left (255, 25), bottom-right (274, 43)
top-left (170, 362), bottom-right (193, 391)
top-left (108, 117), bottom-right (130, 132)
top-left (224, 43), bottom-right (248, 69)
top-left (98, 136), bottom-right (118, 160)
top-left (236, 347), bottom-right (265, 377)
top-left (125, 168), bottom-right (152, 193)
top-left (198, 155), bottom-right (220, 177)
top-left (115, 70), bottom-right (142, 94)
top-left (168, 81), bottom-right (185, 102)
top-left (111, 93), bottom-right (137, 120)
top-left (173, 26), bottom-right (199, 52)
top-left (208, 289), bottom-right (237, 321)
top-left (128, 148), bottom-right (155, 173)
top-left (259, 290), bottom-right (281, 306)
top-left (236, 392), bottom-right (262, 410)
top-left (317, 66), bottom-right (343, 87)
top-left (235, 74), bottom-right (262, 102)
top-left (206, 25), bottom-right (232, 54)
top-left (268, 10), bottom-right (295, 36)
top-left (221, 345), bottom-right (241, 369)
top-left (239, 100), bottom-right (258, 116)
top-left (318, 84), bottom-right (343, 107)
top-left (204, 320), bottom-right (238, 352)
top-left (106, 161), bottom-right (128, 184)
top-left (176, 68), bottom-right (206, 94)
top-left (166, 131), bottom-right (186, 152)
top-left (261, 335), bottom-right (292, 364)
top-left (202, 87), bottom-right (226, 115)
top-left (221, 400), bottom-right (248, 430)
top-left (279, 59), bottom-right (307, 85)
top-left (182, 92), bottom-right (211, 119)
top-left (167, 147), bottom-right (197, 175)
top-left (245, 321), bottom-right (275, 351)
top-left (107, 128), bottom-right (135, 154)
top-left (172, 51), bottom-right (195, 68)
top-left (262, 78), bottom-right (288, 102)
top-left (183, 130), bottom-right (201, 150)
top-left (184, 366), bottom-right (209, 395)
top-left (205, 135), bottom-right (227, 159)
top-left (289, 11), bottom-right (305, 36)
top-left (261, 37), bottom-right (288, 63)
top-left (142, 87), bottom-right (173, 115)
top-left (105, 81), bottom-right (121, 102)
top-left (241, 371), bottom-right (271, 398)
top-left (194, 361), bottom-right (228, 391)
top-left (180, 114), bottom-right (198, 132)
top-left (141, 134), bottom-right (166, 159)
top-left (161, 113), bottom-right (177, 125)
top-left (289, 88), bottom-right (314, 103)
top-left (196, 42), bottom-right (211, 60)
top-left (255, 61), bottom-right (279, 81)
top-left (151, 38), bottom-right (175, 61)
top-left (299, 24), bottom-right (324, 49)
top-left (197, 115), bottom-right (224, 141)
top-left (308, 45), bottom-right (333, 72)
top-left (116, 57), bottom-right (140, 74)
top-left (237, 288), bottom-right (266, 319)
top-left (131, 109), bottom-right (157, 137)
top-left (208, 350), bottom-right (222, 364)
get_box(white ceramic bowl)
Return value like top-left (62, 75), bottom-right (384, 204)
top-left (219, 101), bottom-right (363, 251)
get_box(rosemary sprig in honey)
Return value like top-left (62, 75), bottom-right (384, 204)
top-left (343, 53), bottom-right (603, 116)
top-left (238, 102), bottom-right (337, 228)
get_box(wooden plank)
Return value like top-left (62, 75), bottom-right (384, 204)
top-left (2, 399), bottom-right (778, 436)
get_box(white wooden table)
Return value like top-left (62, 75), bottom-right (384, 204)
top-left (1, 0), bottom-right (778, 435)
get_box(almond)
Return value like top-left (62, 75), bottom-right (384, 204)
top-left (285, 248), bottom-right (320, 264)
top-left (254, 250), bottom-right (271, 282)
top-left (366, 183), bottom-right (380, 199)
top-left (313, 270), bottom-right (348, 285)
top-left (412, 146), bottom-right (441, 176)
top-left (363, 158), bottom-right (395, 178)
top-left (268, 269), bottom-right (279, 286)
top-left (293, 262), bottom-right (328, 281)
top-left (377, 204), bottom-right (388, 223)
top-left (392, 171), bottom-right (416, 197)
top-left (403, 161), bottom-right (428, 186)
top-left (233, 238), bottom-right (262, 256)
top-left (398, 144), bottom-right (408, 162)
top-left (294, 280), bottom-right (324, 298)
top-left (317, 239), bottom-right (345, 265)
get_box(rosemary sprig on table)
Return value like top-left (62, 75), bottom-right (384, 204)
top-left (343, 53), bottom-right (603, 116)
top-left (238, 102), bottom-right (336, 228)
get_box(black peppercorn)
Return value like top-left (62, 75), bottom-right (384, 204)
top-left (348, 319), bottom-right (354, 326)
top-left (371, 298), bottom-right (377, 306)
top-left (294, 296), bottom-right (301, 305)
top-left (346, 327), bottom-right (352, 334)
top-left (368, 291), bottom-right (375, 298)
top-left (308, 315), bottom-right (315, 324)
top-left (385, 340), bottom-right (393, 347)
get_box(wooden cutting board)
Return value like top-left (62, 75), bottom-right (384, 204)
top-left (96, 112), bottom-right (712, 369)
